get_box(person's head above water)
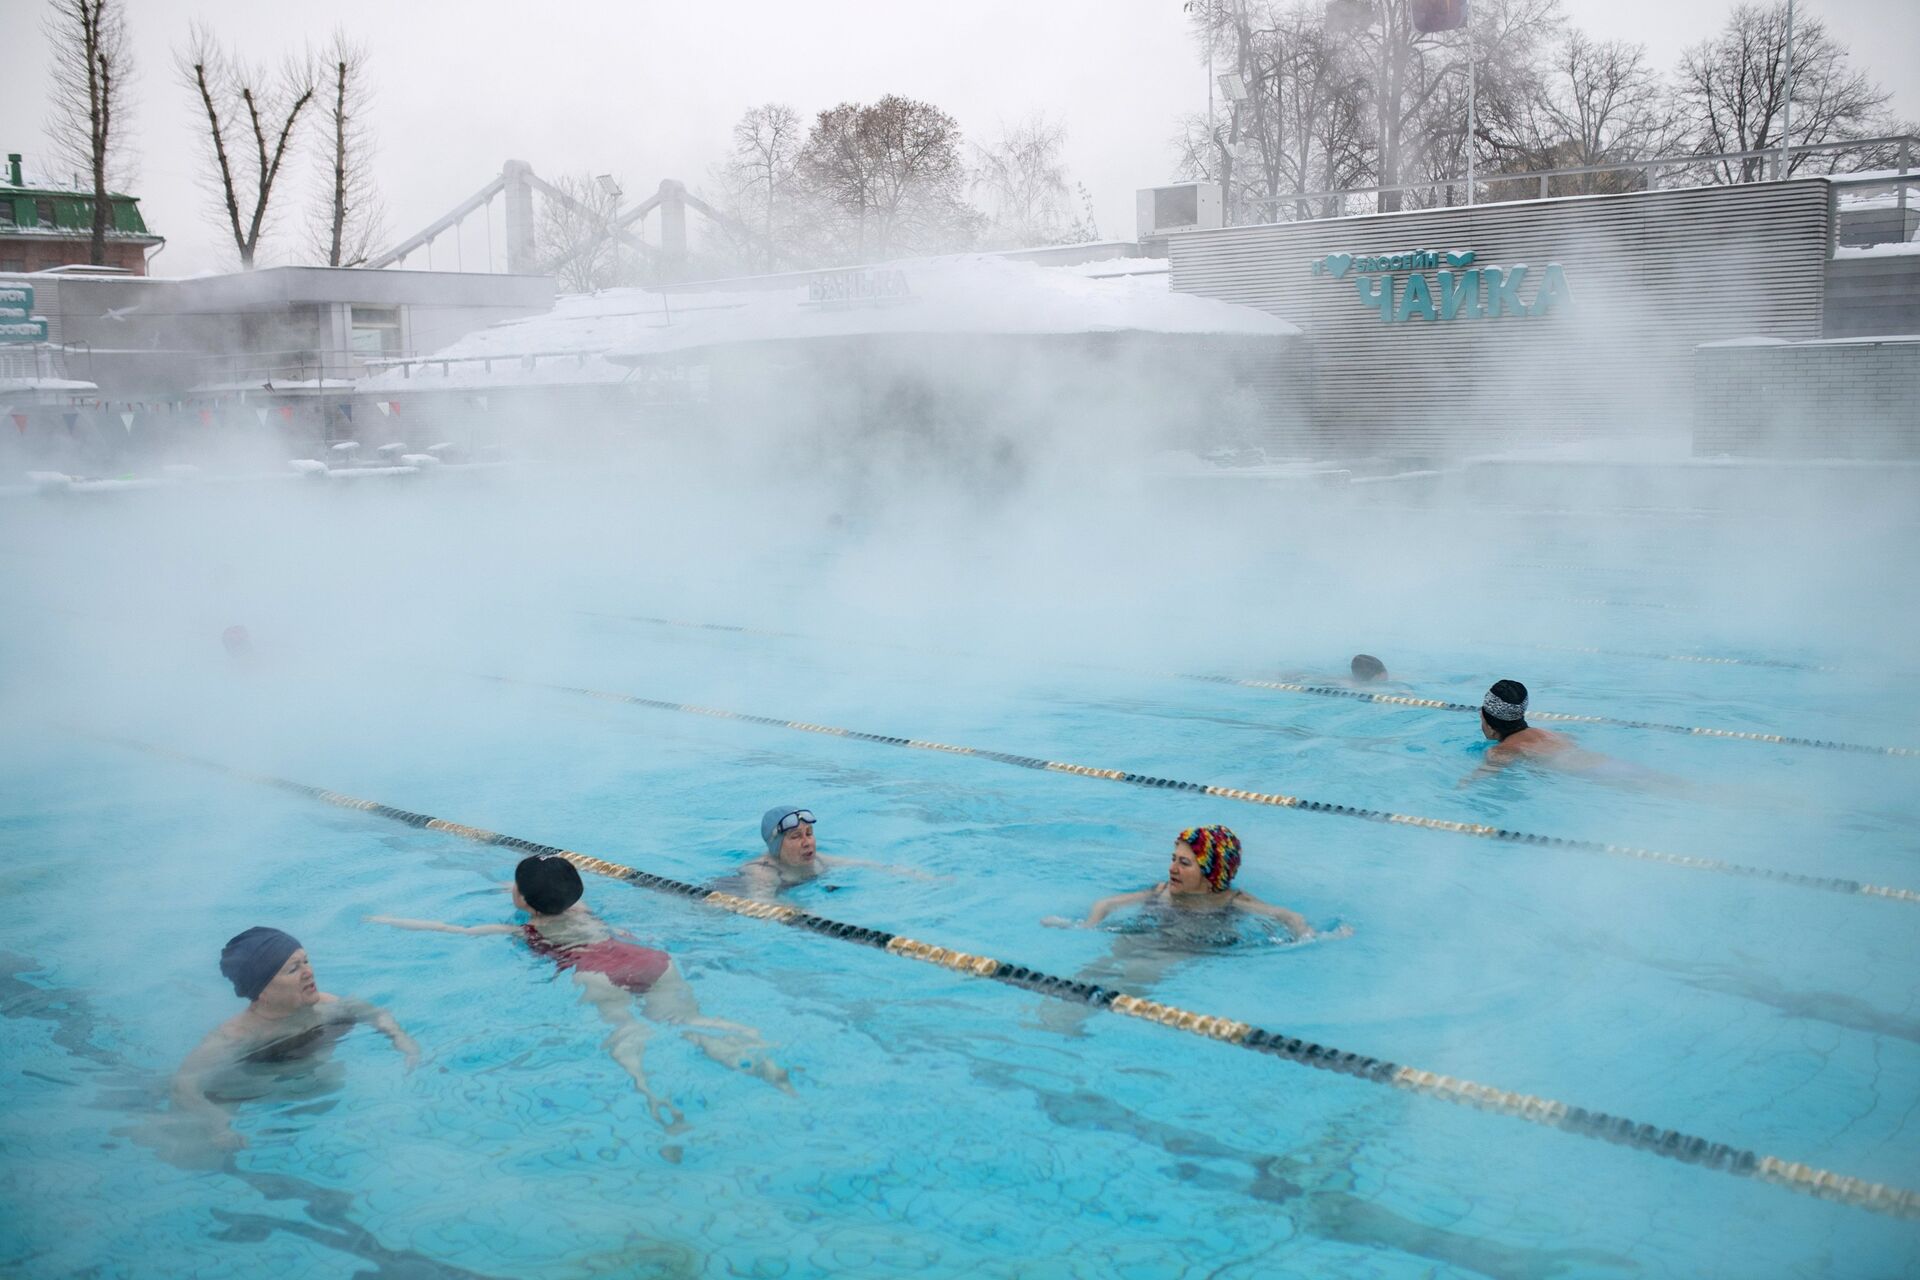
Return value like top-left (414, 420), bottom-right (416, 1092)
top-left (514, 853), bottom-right (584, 915)
top-left (219, 926), bottom-right (309, 1005)
top-left (1350, 654), bottom-right (1387, 683)
top-left (1172, 825), bottom-right (1242, 895)
top-left (760, 805), bottom-right (817, 863)
top-left (1481, 679), bottom-right (1530, 740)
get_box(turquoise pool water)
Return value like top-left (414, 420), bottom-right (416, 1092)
top-left (2, 468), bottom-right (1917, 1278)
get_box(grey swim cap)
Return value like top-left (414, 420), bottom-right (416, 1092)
top-left (760, 805), bottom-right (815, 852)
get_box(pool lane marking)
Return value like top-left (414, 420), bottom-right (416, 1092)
top-left (479, 673), bottom-right (1920, 906)
top-left (583, 612), bottom-right (1915, 759)
top-left (88, 734), bottom-right (1920, 1222)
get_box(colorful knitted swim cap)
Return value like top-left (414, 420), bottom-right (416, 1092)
top-left (1177, 825), bottom-right (1242, 892)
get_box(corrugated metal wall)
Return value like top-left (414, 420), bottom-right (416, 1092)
top-left (1825, 255), bottom-right (1920, 337)
top-left (1167, 181), bottom-right (1834, 457)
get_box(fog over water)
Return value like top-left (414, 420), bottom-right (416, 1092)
top-left (4, 345), bottom-right (1920, 1278)
top-left (7, 387), bottom-right (1919, 787)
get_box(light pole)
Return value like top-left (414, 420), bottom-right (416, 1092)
top-left (1778, 0), bottom-right (1797, 180)
top-left (1217, 69), bottom-right (1250, 226)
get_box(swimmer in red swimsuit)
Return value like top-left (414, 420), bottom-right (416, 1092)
top-left (519, 923), bottom-right (671, 994)
top-left (371, 855), bottom-right (790, 1130)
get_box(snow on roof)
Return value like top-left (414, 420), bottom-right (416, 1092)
top-left (360, 255), bottom-right (1294, 392)
top-left (0, 376), bottom-right (100, 393)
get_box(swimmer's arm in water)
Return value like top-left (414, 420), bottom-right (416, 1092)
top-left (171, 1025), bottom-right (247, 1149)
top-left (1456, 751), bottom-right (1511, 788)
top-left (336, 995), bottom-right (422, 1069)
top-left (1042, 888), bottom-right (1155, 928)
top-left (365, 915), bottom-right (520, 936)
top-left (1229, 891), bottom-right (1314, 940)
top-left (819, 855), bottom-right (943, 881)
top-left (735, 861), bottom-right (782, 901)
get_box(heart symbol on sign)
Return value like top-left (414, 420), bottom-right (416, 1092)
top-left (1444, 250), bottom-right (1476, 267)
top-left (1325, 254), bottom-right (1354, 278)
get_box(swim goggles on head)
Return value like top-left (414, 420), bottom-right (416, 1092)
top-left (775, 809), bottom-right (816, 833)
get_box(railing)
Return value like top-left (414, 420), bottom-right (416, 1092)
top-left (189, 346), bottom-right (400, 391)
top-left (1246, 134), bottom-right (1917, 231)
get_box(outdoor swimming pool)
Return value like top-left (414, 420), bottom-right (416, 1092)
top-left (2, 466), bottom-right (1917, 1278)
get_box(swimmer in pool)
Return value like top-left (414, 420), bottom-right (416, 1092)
top-left (1460, 678), bottom-right (1617, 784)
top-left (1349, 654), bottom-right (1388, 684)
top-left (171, 927), bottom-right (420, 1151)
top-left (1044, 825), bottom-right (1317, 939)
top-left (727, 805), bottom-right (924, 900)
top-left (1035, 827), bottom-right (1340, 1036)
top-left (370, 854), bottom-right (790, 1128)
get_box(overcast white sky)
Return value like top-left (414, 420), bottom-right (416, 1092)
top-left (1, 0), bottom-right (1914, 276)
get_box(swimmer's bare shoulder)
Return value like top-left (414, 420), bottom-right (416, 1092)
top-left (1488, 727), bottom-right (1575, 761)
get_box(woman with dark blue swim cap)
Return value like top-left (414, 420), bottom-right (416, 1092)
top-left (172, 927), bottom-right (419, 1151)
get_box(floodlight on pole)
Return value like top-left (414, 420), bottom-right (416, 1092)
top-left (1217, 71), bottom-right (1250, 103)
top-left (1778, 0), bottom-right (1796, 180)
top-left (596, 174), bottom-right (622, 201)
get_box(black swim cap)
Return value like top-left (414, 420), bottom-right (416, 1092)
top-left (220, 926), bottom-right (302, 1001)
top-left (1351, 654), bottom-right (1386, 682)
top-left (515, 854), bottom-right (584, 915)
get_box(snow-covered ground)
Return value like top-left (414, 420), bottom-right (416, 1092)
top-left (360, 255), bottom-right (1293, 393)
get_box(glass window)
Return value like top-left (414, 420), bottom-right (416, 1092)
top-left (349, 305), bottom-right (402, 357)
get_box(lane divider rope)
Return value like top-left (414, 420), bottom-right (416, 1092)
top-left (479, 673), bottom-right (1920, 906)
top-left (95, 733), bottom-right (1920, 1222)
top-left (1517, 641), bottom-right (1843, 674)
top-left (585, 612), bottom-right (1914, 759)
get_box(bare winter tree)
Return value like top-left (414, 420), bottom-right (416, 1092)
top-left (43, 0), bottom-right (134, 267)
top-left (536, 173), bottom-right (639, 292)
top-left (308, 29), bottom-right (384, 267)
top-left (1676, 2), bottom-right (1894, 182)
top-left (712, 103), bottom-right (803, 272)
top-left (177, 24), bottom-right (317, 268)
top-left (1408, 0), bottom-right (1563, 203)
top-left (1176, 0), bottom-right (1372, 223)
top-left (974, 115), bottom-right (1084, 247)
top-left (798, 96), bottom-right (983, 261)
top-left (1474, 32), bottom-right (1676, 195)
top-left (1182, 0), bottom-right (1561, 216)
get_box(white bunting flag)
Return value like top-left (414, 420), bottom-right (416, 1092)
top-left (120, 412), bottom-right (135, 431)
top-left (375, 401), bottom-right (391, 416)
top-left (255, 408), bottom-right (270, 425)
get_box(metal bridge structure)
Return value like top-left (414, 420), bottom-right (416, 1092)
top-left (366, 160), bottom-right (768, 277)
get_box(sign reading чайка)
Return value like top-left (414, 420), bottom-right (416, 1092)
top-left (1308, 249), bottom-right (1572, 324)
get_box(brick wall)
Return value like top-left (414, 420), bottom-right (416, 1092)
top-left (0, 237), bottom-right (149, 275)
top-left (1694, 337), bottom-right (1920, 458)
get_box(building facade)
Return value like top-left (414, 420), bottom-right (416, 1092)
top-left (1163, 180), bottom-right (1837, 458)
top-left (0, 153), bottom-right (162, 275)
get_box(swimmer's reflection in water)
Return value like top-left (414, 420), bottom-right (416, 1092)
top-left (1038, 826), bottom-right (1348, 1035)
top-left (171, 927), bottom-right (419, 1151)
